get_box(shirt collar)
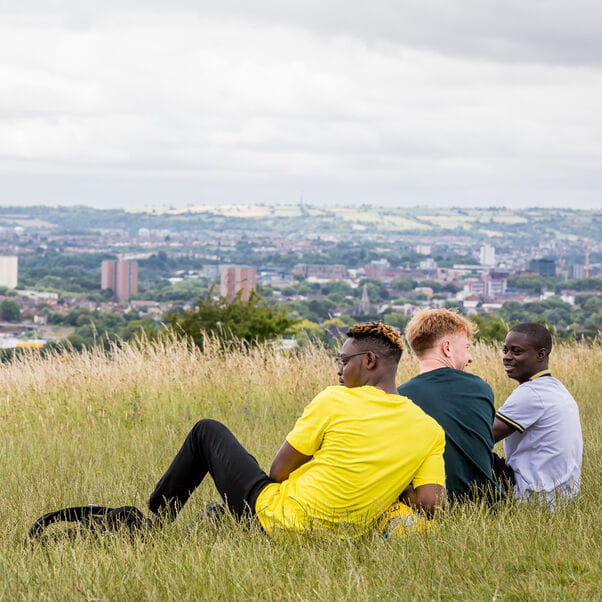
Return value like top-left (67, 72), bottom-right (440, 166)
top-left (529, 369), bottom-right (552, 381)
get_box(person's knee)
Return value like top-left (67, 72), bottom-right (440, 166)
top-left (190, 418), bottom-right (229, 442)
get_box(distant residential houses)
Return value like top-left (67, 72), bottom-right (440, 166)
top-left (272, 246), bottom-right (599, 319)
top-left (0, 235), bottom-right (600, 349)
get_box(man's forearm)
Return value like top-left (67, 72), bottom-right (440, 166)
top-left (269, 440), bottom-right (312, 482)
top-left (493, 417), bottom-right (516, 442)
top-left (401, 484), bottom-right (446, 517)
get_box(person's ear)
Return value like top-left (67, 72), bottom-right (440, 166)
top-left (365, 351), bottom-right (378, 370)
top-left (536, 348), bottom-right (547, 360)
top-left (441, 339), bottom-right (452, 357)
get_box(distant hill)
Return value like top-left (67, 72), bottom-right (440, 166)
top-left (0, 204), bottom-right (600, 243)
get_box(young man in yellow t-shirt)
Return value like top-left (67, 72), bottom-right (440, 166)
top-left (148, 322), bottom-right (446, 535)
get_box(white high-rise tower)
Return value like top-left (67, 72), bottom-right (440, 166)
top-left (0, 256), bottom-right (18, 289)
top-left (479, 244), bottom-right (496, 267)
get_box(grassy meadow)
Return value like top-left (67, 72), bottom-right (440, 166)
top-left (1, 337), bottom-right (600, 600)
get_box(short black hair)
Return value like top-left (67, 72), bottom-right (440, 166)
top-left (509, 323), bottom-right (552, 353)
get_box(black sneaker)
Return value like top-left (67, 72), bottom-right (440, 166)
top-left (204, 501), bottom-right (227, 522)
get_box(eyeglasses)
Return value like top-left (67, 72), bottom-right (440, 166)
top-left (335, 351), bottom-right (380, 369)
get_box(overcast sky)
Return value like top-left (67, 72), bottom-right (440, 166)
top-left (1, 1), bottom-right (601, 209)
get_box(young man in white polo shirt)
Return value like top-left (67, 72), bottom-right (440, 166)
top-left (493, 323), bottom-right (583, 508)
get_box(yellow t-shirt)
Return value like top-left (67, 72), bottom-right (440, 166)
top-left (255, 385), bottom-right (445, 535)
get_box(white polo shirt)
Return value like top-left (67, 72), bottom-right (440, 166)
top-left (496, 372), bottom-right (583, 507)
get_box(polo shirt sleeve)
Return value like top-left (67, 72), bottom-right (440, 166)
top-left (411, 427), bottom-right (446, 489)
top-left (496, 383), bottom-right (544, 433)
top-left (286, 389), bottom-right (332, 457)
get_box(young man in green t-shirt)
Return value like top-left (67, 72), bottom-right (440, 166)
top-left (398, 309), bottom-right (501, 502)
top-left (149, 322), bottom-right (446, 534)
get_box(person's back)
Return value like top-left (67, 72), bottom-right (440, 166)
top-left (148, 321), bottom-right (447, 536)
top-left (256, 384), bottom-right (445, 533)
top-left (398, 309), bottom-right (500, 502)
top-left (399, 367), bottom-right (498, 501)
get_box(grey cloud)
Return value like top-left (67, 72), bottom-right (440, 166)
top-left (1, 1), bottom-right (600, 209)
top-left (209, 1), bottom-right (602, 66)
top-left (5, 0), bottom-right (602, 65)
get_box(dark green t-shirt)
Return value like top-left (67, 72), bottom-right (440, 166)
top-left (398, 368), bottom-right (500, 501)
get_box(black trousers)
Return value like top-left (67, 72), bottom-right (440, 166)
top-left (148, 419), bottom-right (273, 520)
top-left (492, 452), bottom-right (515, 495)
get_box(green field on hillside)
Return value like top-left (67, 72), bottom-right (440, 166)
top-left (1, 204), bottom-right (600, 242)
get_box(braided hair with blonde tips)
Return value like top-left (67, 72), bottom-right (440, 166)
top-left (346, 321), bottom-right (404, 362)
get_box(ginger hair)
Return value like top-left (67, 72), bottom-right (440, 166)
top-left (346, 321), bottom-right (404, 362)
top-left (404, 309), bottom-right (475, 358)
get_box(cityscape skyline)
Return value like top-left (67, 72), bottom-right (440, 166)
top-left (0, 200), bottom-right (599, 351)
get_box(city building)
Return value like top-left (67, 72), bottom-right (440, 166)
top-left (463, 272), bottom-right (507, 300)
top-left (365, 260), bottom-right (403, 281)
top-left (529, 258), bottom-right (556, 277)
top-left (484, 272), bottom-right (508, 299)
top-left (479, 244), bottom-right (496, 267)
top-left (199, 265), bottom-right (220, 279)
top-left (19, 290), bottom-right (59, 301)
top-left (452, 264), bottom-right (489, 274)
top-left (353, 283), bottom-right (376, 315)
top-left (569, 264), bottom-right (585, 279)
top-left (464, 278), bottom-right (486, 298)
top-left (292, 264), bottom-right (349, 280)
top-left (101, 260), bottom-right (139, 302)
top-left (419, 257), bottom-right (437, 270)
top-left (0, 256), bottom-right (18, 289)
top-left (220, 266), bottom-right (257, 302)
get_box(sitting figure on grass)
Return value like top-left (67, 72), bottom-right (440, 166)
top-left (148, 321), bottom-right (446, 535)
top-left (397, 309), bottom-right (501, 503)
top-left (493, 323), bottom-right (583, 508)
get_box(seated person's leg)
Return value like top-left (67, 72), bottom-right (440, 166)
top-left (492, 452), bottom-right (515, 494)
top-left (148, 419), bottom-right (271, 521)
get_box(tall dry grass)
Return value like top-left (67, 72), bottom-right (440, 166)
top-left (1, 337), bottom-right (600, 600)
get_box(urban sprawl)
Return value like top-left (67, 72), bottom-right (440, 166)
top-left (0, 204), bottom-right (600, 349)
